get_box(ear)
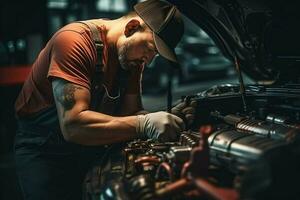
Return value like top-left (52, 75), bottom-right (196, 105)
top-left (124, 19), bottom-right (141, 37)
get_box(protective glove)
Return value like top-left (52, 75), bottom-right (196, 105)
top-left (171, 98), bottom-right (197, 127)
top-left (136, 111), bottom-right (185, 142)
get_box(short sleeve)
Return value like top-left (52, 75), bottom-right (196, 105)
top-left (48, 30), bottom-right (95, 90)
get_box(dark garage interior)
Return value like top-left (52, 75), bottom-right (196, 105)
top-left (1, 0), bottom-right (300, 199)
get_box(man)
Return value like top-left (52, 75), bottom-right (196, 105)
top-left (14, 0), bottom-right (195, 199)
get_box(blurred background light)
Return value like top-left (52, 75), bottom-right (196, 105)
top-left (47, 0), bottom-right (68, 9)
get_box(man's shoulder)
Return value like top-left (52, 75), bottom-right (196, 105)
top-left (58, 22), bottom-right (89, 35)
top-left (56, 19), bottom-right (107, 36)
top-left (49, 22), bottom-right (93, 46)
top-left (50, 22), bottom-right (96, 51)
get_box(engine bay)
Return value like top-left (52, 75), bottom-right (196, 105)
top-left (95, 84), bottom-right (300, 200)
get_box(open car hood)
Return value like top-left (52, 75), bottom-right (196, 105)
top-left (169, 0), bottom-right (300, 83)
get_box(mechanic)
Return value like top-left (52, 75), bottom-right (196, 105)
top-left (14, 0), bottom-right (195, 199)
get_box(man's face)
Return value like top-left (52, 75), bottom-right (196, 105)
top-left (118, 30), bottom-right (158, 71)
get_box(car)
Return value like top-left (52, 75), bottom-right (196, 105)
top-left (87, 1), bottom-right (300, 199)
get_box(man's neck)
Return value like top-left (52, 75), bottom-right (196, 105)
top-left (93, 19), bottom-right (123, 88)
top-left (100, 18), bottom-right (124, 51)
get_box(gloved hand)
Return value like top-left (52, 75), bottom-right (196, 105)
top-left (136, 111), bottom-right (185, 142)
top-left (171, 98), bottom-right (197, 127)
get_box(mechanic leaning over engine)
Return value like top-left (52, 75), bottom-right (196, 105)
top-left (13, 0), bottom-right (196, 200)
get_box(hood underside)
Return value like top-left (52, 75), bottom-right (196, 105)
top-left (169, 0), bottom-right (300, 83)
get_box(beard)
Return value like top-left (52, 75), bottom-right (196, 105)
top-left (118, 39), bottom-right (143, 71)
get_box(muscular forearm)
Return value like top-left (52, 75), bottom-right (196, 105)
top-left (52, 78), bottom-right (146, 146)
top-left (63, 110), bottom-right (139, 146)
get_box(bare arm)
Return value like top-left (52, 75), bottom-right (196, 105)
top-left (52, 78), bottom-right (139, 146)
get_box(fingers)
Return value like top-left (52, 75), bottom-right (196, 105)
top-left (170, 114), bottom-right (186, 131)
top-left (172, 114), bottom-right (185, 141)
top-left (181, 100), bottom-right (197, 126)
top-left (142, 100), bottom-right (197, 142)
top-left (176, 101), bottom-right (188, 109)
top-left (177, 117), bottom-right (186, 131)
top-left (144, 111), bottom-right (185, 142)
top-left (185, 114), bottom-right (195, 126)
top-left (158, 114), bottom-right (185, 142)
top-left (190, 100), bottom-right (197, 107)
top-left (171, 101), bottom-right (187, 116)
top-left (182, 107), bottom-right (195, 114)
top-left (184, 100), bottom-right (197, 111)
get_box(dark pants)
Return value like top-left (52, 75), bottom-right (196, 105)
top-left (14, 121), bottom-right (106, 200)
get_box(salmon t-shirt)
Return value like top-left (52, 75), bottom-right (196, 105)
top-left (15, 22), bottom-right (101, 118)
top-left (15, 20), bottom-right (142, 118)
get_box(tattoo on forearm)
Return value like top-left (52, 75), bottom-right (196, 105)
top-left (53, 81), bottom-right (82, 116)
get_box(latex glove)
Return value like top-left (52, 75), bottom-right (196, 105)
top-left (136, 111), bottom-right (185, 142)
top-left (171, 99), bottom-right (197, 127)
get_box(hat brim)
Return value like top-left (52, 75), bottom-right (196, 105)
top-left (153, 32), bottom-right (178, 63)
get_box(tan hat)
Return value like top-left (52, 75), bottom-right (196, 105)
top-left (134, 0), bottom-right (184, 63)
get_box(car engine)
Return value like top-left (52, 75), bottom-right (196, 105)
top-left (89, 84), bottom-right (300, 200)
top-left (90, 0), bottom-right (300, 198)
